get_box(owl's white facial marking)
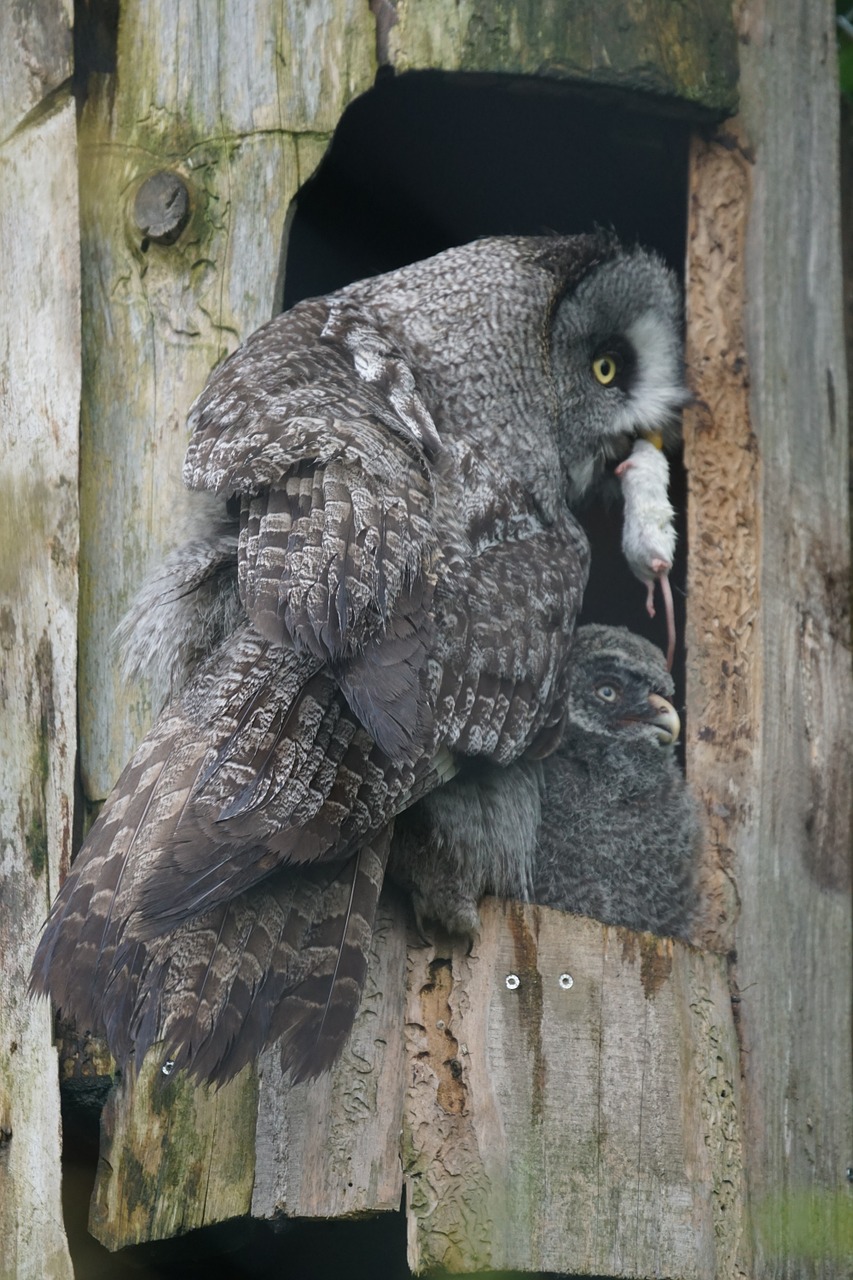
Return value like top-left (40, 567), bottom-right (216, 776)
top-left (549, 246), bottom-right (686, 505)
top-left (613, 309), bottom-right (689, 439)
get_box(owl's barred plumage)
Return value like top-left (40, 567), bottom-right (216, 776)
top-left (32, 234), bottom-right (686, 1083)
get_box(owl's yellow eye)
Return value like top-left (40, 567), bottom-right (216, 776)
top-left (592, 354), bottom-right (619, 386)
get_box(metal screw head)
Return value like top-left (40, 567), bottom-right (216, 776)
top-left (558, 973), bottom-right (574, 990)
top-left (134, 171), bottom-right (190, 244)
top-left (161, 1059), bottom-right (175, 1077)
top-left (505, 974), bottom-right (520, 990)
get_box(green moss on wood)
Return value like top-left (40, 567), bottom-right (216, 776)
top-left (391, 0), bottom-right (739, 116)
top-left (91, 1051), bottom-right (259, 1247)
top-left (26, 810), bottom-right (48, 879)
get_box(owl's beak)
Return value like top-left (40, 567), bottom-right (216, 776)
top-left (619, 693), bottom-right (680, 744)
top-left (643, 693), bottom-right (680, 745)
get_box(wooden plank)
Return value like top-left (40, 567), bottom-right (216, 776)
top-left (251, 893), bottom-right (408, 1222)
top-left (385, 0), bottom-right (738, 116)
top-left (402, 901), bottom-right (746, 1278)
top-left (77, 0), bottom-right (377, 805)
top-left (685, 4), bottom-right (853, 1275)
top-left (683, 130), bottom-right (756, 958)
top-left (90, 1059), bottom-right (257, 1248)
top-left (737, 4), bottom-right (853, 1273)
top-left (0, 3), bottom-right (78, 1272)
top-left (92, 897), bottom-right (745, 1272)
top-left (0, 0), bottom-right (72, 142)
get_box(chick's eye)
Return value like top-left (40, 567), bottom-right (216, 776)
top-left (595, 683), bottom-right (620, 703)
top-left (592, 354), bottom-right (619, 386)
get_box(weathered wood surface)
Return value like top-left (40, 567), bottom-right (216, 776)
top-left (382, 0), bottom-right (738, 116)
top-left (402, 902), bottom-right (745, 1278)
top-left (90, 1059), bottom-right (257, 1245)
top-left (0, 4), bottom-right (77, 1278)
top-left (92, 900), bottom-right (745, 1277)
top-left (683, 133), bottom-right (755, 959)
top-left (77, 0), bottom-right (377, 803)
top-left (684, 2), bottom-right (853, 1275)
top-left (250, 894), bottom-right (408, 1223)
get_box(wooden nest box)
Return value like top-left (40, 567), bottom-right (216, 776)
top-left (4, 3), bottom-right (850, 1279)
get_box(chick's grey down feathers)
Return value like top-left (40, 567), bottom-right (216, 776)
top-left (32, 234), bottom-right (686, 1083)
top-left (390, 625), bottom-right (699, 945)
top-left (533, 625), bottom-right (699, 939)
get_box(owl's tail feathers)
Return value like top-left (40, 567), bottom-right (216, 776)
top-left (270, 824), bottom-right (391, 1083)
top-left (83, 827), bottom-right (392, 1086)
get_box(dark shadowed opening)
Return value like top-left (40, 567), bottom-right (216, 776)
top-left (282, 70), bottom-right (689, 300)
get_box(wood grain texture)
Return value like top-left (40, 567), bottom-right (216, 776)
top-left (403, 900), bottom-right (746, 1278)
top-left (0, 0), bottom-right (72, 143)
top-left (90, 1058), bottom-right (258, 1248)
top-left (686, 3), bottom-right (853, 1275)
top-left (683, 129), bottom-right (757, 956)
top-left (91, 900), bottom-right (745, 1275)
top-left (250, 893), bottom-right (408, 1221)
top-left (0, 4), bottom-right (78, 1274)
top-left (77, 0), bottom-right (376, 804)
top-left (385, 0), bottom-right (738, 115)
top-left (737, 3), bottom-right (853, 1274)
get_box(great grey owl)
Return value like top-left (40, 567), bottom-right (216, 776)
top-left (532, 624), bottom-right (699, 938)
top-left (32, 233), bottom-right (686, 1083)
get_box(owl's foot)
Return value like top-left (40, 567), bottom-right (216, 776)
top-left (411, 893), bottom-right (481, 949)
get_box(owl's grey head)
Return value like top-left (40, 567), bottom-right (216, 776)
top-left (538, 237), bottom-right (687, 500)
top-left (566, 624), bottom-right (679, 747)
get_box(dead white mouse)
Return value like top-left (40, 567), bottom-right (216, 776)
top-left (615, 435), bottom-right (677, 670)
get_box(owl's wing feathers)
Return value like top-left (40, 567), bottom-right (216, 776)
top-left (31, 619), bottom-right (408, 1074)
top-left (32, 488), bottom-right (585, 1073)
top-left (128, 503), bottom-right (584, 936)
top-left (433, 499), bottom-right (589, 763)
top-left (33, 237), bottom-right (609, 1078)
top-left (90, 505), bottom-right (584, 1081)
top-left (184, 297), bottom-right (439, 760)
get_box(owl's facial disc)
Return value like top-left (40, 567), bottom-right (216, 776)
top-left (568, 626), bottom-right (677, 747)
top-left (554, 249), bottom-right (688, 498)
top-left (610, 310), bottom-right (690, 443)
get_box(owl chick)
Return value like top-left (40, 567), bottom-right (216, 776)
top-left (33, 234), bottom-right (687, 1084)
top-left (532, 624), bottom-right (699, 939)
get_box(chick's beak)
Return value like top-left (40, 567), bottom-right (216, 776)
top-left (645, 693), bottom-right (680, 745)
